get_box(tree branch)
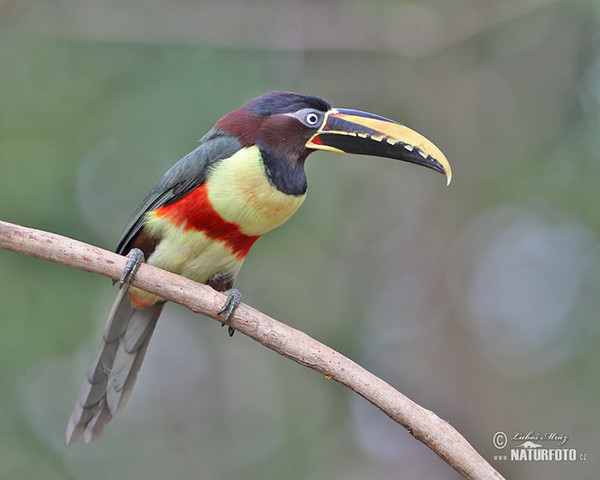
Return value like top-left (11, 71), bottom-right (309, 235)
top-left (0, 220), bottom-right (504, 480)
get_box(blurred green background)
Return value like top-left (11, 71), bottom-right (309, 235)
top-left (2, 0), bottom-right (600, 478)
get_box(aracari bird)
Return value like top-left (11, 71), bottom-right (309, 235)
top-left (66, 91), bottom-right (451, 445)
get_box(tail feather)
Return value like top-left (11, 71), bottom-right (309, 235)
top-left (86, 341), bottom-right (118, 384)
top-left (78, 380), bottom-right (108, 408)
top-left (123, 307), bottom-right (162, 352)
top-left (83, 400), bottom-right (112, 444)
top-left (102, 287), bottom-right (137, 342)
top-left (66, 285), bottom-right (164, 445)
top-left (106, 313), bottom-right (160, 415)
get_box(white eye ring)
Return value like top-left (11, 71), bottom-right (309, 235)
top-left (305, 111), bottom-right (321, 126)
top-left (285, 109), bottom-right (323, 127)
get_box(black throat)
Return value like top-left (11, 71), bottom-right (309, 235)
top-left (258, 140), bottom-right (308, 196)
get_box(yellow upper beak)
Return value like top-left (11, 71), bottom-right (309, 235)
top-left (306, 108), bottom-right (451, 185)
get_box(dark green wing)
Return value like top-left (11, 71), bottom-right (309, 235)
top-left (116, 131), bottom-right (242, 255)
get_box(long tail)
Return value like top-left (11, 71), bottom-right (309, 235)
top-left (66, 285), bottom-right (164, 445)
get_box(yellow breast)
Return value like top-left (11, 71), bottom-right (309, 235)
top-left (205, 145), bottom-right (306, 236)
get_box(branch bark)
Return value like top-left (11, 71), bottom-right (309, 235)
top-left (0, 220), bottom-right (504, 480)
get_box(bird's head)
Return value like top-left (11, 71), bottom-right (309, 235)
top-left (210, 91), bottom-right (451, 194)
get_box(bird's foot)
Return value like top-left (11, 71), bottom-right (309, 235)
top-left (217, 288), bottom-right (241, 337)
top-left (119, 248), bottom-right (145, 287)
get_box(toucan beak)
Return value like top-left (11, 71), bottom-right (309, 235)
top-left (306, 108), bottom-right (452, 185)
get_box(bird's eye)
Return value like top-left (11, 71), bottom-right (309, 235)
top-left (305, 112), bottom-right (320, 125)
top-left (298, 109), bottom-right (323, 127)
top-left (286, 109), bottom-right (323, 127)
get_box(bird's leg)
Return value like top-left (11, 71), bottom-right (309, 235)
top-left (217, 288), bottom-right (241, 337)
top-left (119, 248), bottom-right (145, 287)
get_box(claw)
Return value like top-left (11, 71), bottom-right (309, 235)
top-left (119, 248), bottom-right (145, 287)
top-left (217, 288), bottom-right (241, 336)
